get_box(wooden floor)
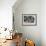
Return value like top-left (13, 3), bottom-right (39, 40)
top-left (0, 33), bottom-right (23, 46)
top-left (0, 39), bottom-right (16, 46)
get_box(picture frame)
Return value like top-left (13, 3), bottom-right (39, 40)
top-left (22, 14), bottom-right (37, 26)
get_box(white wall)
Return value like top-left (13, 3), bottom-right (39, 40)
top-left (0, 0), bottom-right (16, 29)
top-left (41, 0), bottom-right (46, 46)
top-left (13, 0), bottom-right (46, 46)
top-left (13, 0), bottom-right (41, 46)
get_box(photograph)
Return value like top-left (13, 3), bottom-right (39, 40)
top-left (22, 14), bottom-right (37, 26)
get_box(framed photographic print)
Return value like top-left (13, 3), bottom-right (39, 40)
top-left (22, 14), bottom-right (37, 26)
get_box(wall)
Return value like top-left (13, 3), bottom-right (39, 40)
top-left (41, 0), bottom-right (46, 46)
top-left (13, 0), bottom-right (41, 46)
top-left (0, 0), bottom-right (16, 30)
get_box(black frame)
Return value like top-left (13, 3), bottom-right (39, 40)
top-left (22, 14), bottom-right (37, 26)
